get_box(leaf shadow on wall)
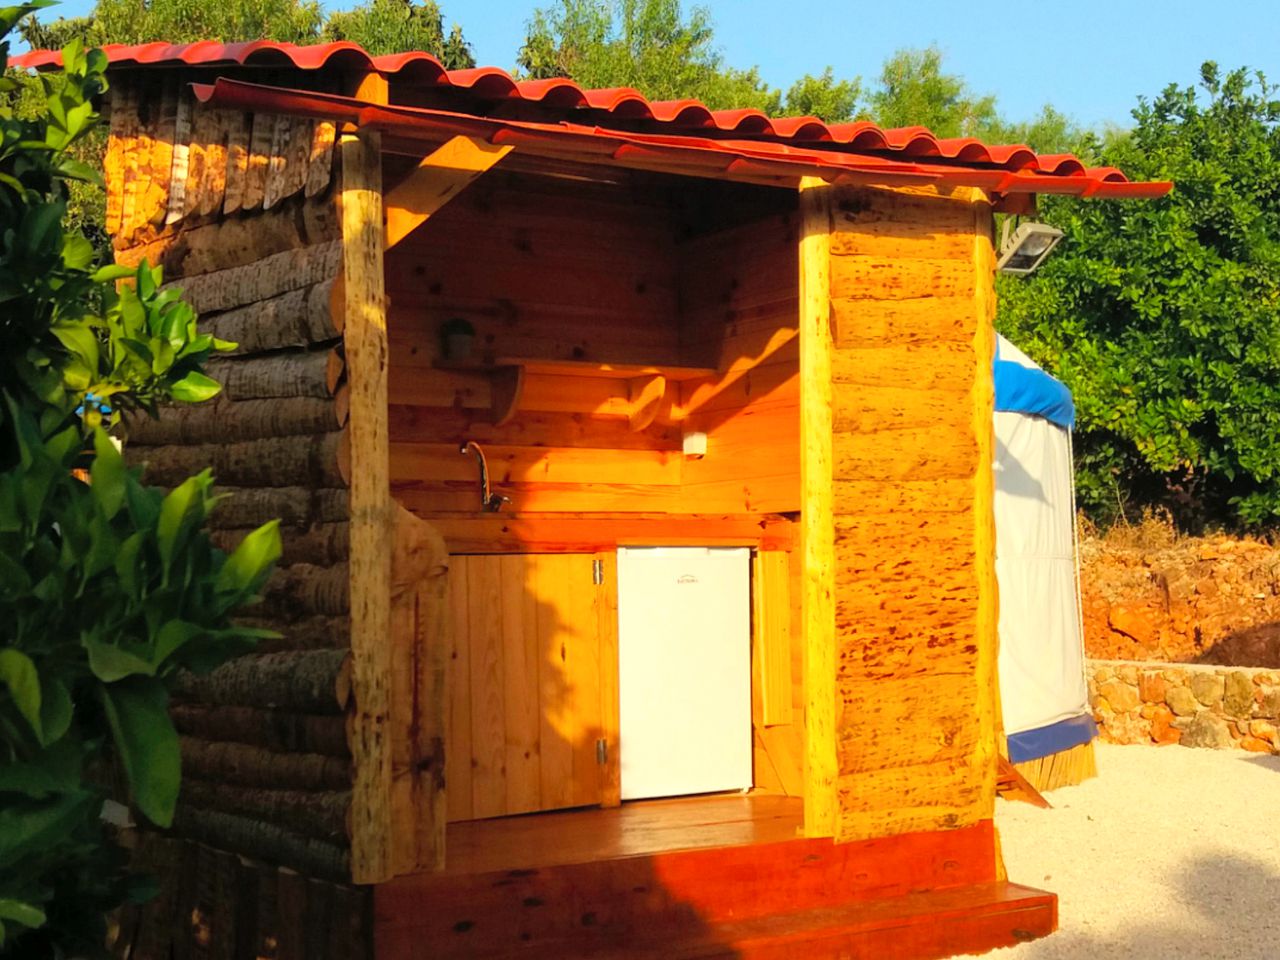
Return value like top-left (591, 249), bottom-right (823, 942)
top-left (439, 554), bottom-right (744, 957)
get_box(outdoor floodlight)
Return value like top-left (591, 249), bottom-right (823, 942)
top-left (997, 221), bottom-right (1065, 275)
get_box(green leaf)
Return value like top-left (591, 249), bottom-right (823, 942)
top-left (153, 619), bottom-right (203, 668)
top-left (85, 638), bottom-right (156, 683)
top-left (155, 474), bottom-right (207, 571)
top-left (0, 737), bottom-right (82, 796)
top-left (99, 677), bottom-right (180, 828)
top-left (39, 677), bottom-right (73, 745)
top-left (169, 370), bottom-right (222, 403)
top-left (214, 520), bottom-right (282, 600)
top-left (0, 790), bottom-right (96, 866)
top-left (0, 899), bottom-right (47, 931)
top-left (0, 649), bottom-right (42, 741)
top-left (90, 428), bottom-right (126, 519)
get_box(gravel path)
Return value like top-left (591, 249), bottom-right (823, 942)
top-left (984, 742), bottom-right (1280, 959)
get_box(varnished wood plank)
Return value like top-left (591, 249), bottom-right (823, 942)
top-left (373, 814), bottom-right (1027, 960)
top-left (445, 557), bottom-right (473, 822)
top-left (565, 555), bottom-right (602, 808)
top-left (797, 177), bottom-right (836, 839)
top-left (755, 551), bottom-right (793, 727)
top-left (341, 110), bottom-right (394, 883)
top-left (501, 554), bottom-right (542, 814)
top-left (595, 551), bottom-right (621, 807)
top-left (389, 442), bottom-right (682, 487)
top-left (419, 515), bottom-right (795, 554)
top-left (384, 135), bottom-right (511, 250)
top-left (536, 555), bottom-right (575, 811)
top-left (467, 555), bottom-right (507, 819)
top-left (439, 794), bottom-right (804, 875)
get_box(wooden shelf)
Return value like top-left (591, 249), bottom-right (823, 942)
top-left (437, 356), bottom-right (717, 382)
top-left (434, 356), bottom-right (719, 429)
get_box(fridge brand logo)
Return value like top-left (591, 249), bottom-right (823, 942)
top-left (676, 574), bottom-right (699, 585)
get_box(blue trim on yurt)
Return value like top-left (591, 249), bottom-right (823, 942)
top-left (993, 341), bottom-right (1075, 429)
top-left (1007, 714), bottom-right (1097, 764)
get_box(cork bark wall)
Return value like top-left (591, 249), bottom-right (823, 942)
top-left (820, 184), bottom-right (1000, 842)
top-left (111, 71), bottom-right (359, 882)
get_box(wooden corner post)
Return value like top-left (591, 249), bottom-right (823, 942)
top-left (341, 71), bottom-right (395, 885)
top-left (970, 189), bottom-right (1001, 827)
top-left (798, 177), bottom-right (838, 838)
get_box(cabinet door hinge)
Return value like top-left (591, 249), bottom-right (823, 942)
top-left (596, 738), bottom-right (608, 765)
top-left (592, 558), bottom-right (604, 585)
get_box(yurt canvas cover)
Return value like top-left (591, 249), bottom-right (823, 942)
top-left (994, 336), bottom-right (1096, 763)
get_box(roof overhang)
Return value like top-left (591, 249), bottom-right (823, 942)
top-left (192, 78), bottom-right (1172, 200)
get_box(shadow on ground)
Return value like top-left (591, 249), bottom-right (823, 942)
top-left (1029, 851), bottom-right (1280, 959)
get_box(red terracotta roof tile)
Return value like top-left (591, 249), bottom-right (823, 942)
top-left (8, 40), bottom-right (1172, 197)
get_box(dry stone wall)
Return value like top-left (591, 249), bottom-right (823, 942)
top-left (1089, 659), bottom-right (1280, 754)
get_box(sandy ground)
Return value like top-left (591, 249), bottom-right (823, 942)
top-left (984, 742), bottom-right (1280, 959)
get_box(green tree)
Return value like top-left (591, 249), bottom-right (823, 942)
top-left (518, 0), bottom-right (781, 112)
top-left (0, 7), bottom-right (280, 954)
top-left (997, 63), bottom-right (1280, 530)
top-left (324, 0), bottom-right (473, 66)
top-left (865, 46), bottom-right (1000, 138)
top-left (784, 67), bottom-right (860, 124)
top-left (68, 0), bottom-right (322, 46)
top-left (862, 47), bottom-right (1081, 154)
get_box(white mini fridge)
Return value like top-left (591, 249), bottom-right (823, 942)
top-left (616, 547), bottom-right (753, 801)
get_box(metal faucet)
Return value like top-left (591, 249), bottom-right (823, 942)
top-left (459, 441), bottom-right (511, 512)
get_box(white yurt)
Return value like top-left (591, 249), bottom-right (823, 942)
top-left (994, 335), bottom-right (1097, 790)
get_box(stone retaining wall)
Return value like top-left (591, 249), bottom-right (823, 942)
top-left (1088, 659), bottom-right (1280, 754)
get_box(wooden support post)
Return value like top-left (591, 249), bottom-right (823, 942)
top-left (970, 188), bottom-right (1002, 828)
top-left (341, 70), bottom-right (394, 885)
top-left (798, 177), bottom-right (837, 839)
top-left (383, 135), bottom-right (513, 250)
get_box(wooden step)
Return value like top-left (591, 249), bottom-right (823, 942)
top-left (551, 882), bottom-right (1058, 960)
top-left (375, 821), bottom-right (1057, 960)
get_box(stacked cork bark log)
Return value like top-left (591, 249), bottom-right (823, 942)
top-left (105, 70), bottom-right (409, 959)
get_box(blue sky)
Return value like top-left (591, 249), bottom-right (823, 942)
top-left (30, 0), bottom-right (1280, 129)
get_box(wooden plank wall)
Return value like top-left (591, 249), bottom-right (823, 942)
top-left (384, 167), bottom-right (689, 518)
top-left (677, 209), bottom-right (802, 515)
top-left (821, 184), bottom-right (1000, 842)
top-left (384, 167), bottom-right (803, 532)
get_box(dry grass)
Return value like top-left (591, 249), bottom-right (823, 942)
top-left (1089, 506), bottom-right (1180, 550)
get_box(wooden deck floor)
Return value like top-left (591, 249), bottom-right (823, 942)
top-left (444, 793), bottom-right (802, 875)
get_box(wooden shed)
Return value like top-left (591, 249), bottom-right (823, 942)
top-left (13, 40), bottom-right (1170, 959)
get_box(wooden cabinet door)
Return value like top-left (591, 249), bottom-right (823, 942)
top-left (446, 553), bottom-right (619, 821)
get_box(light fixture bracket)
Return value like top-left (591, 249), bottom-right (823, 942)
top-left (996, 220), bottom-right (1065, 276)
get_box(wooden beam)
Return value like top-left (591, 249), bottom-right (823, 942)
top-left (384, 136), bottom-right (512, 250)
top-left (970, 188), bottom-right (1002, 830)
top-left (340, 76), bottom-right (395, 883)
top-left (798, 177), bottom-right (837, 839)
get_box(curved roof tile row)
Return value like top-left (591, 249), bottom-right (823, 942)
top-left (11, 39), bottom-right (1137, 184)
